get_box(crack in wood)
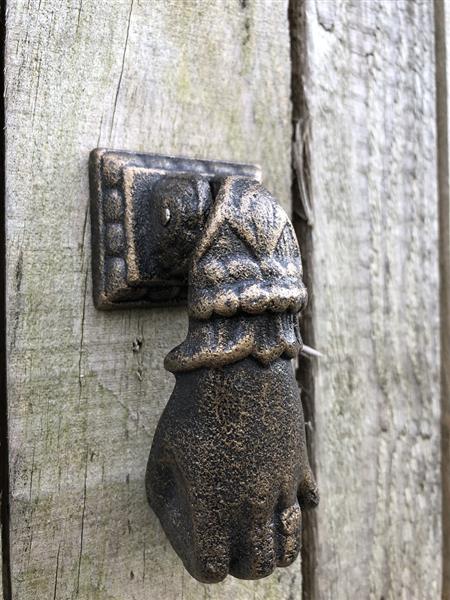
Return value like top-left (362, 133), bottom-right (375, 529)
top-left (110, 0), bottom-right (135, 142)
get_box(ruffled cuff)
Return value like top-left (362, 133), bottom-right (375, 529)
top-left (164, 312), bottom-right (302, 372)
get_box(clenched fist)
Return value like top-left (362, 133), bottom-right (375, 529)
top-left (146, 354), bottom-right (318, 583)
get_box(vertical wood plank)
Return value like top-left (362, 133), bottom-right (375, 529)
top-left (5, 1), bottom-right (299, 598)
top-left (295, 1), bottom-right (442, 597)
top-left (435, 1), bottom-right (450, 597)
top-left (1, 0), bottom-right (7, 594)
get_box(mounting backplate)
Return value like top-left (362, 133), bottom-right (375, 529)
top-left (89, 149), bottom-right (261, 309)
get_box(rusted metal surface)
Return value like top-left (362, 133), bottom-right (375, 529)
top-left (89, 149), bottom-right (260, 308)
top-left (146, 175), bottom-right (318, 582)
top-left (90, 152), bottom-right (318, 583)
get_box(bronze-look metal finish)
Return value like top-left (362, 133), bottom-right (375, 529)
top-left (89, 149), bottom-right (260, 309)
top-left (90, 150), bottom-right (318, 583)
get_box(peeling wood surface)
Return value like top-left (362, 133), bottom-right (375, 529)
top-left (4, 1), bottom-right (298, 598)
top-left (299, 1), bottom-right (442, 598)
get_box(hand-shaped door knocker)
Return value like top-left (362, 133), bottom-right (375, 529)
top-left (90, 150), bottom-right (318, 584)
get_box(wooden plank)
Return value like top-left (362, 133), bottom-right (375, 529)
top-left (435, 1), bottom-right (450, 597)
top-left (295, 1), bottom-right (442, 597)
top-left (1, 0), bottom-right (7, 594)
top-left (4, 1), bottom-right (299, 598)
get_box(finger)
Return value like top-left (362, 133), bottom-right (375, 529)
top-left (189, 510), bottom-right (231, 583)
top-left (275, 500), bottom-right (302, 567)
top-left (229, 513), bottom-right (276, 580)
top-left (297, 467), bottom-right (319, 509)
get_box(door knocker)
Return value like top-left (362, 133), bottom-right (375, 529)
top-left (90, 149), bottom-right (318, 583)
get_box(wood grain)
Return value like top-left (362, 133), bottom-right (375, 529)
top-left (4, 1), bottom-right (298, 598)
top-left (435, 1), bottom-right (450, 597)
top-left (5, 0), bottom-right (445, 598)
top-left (295, 1), bottom-right (442, 598)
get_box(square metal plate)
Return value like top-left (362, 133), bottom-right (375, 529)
top-left (89, 149), bottom-right (261, 309)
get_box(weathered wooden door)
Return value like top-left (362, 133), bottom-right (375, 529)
top-left (3, 1), bottom-right (446, 599)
